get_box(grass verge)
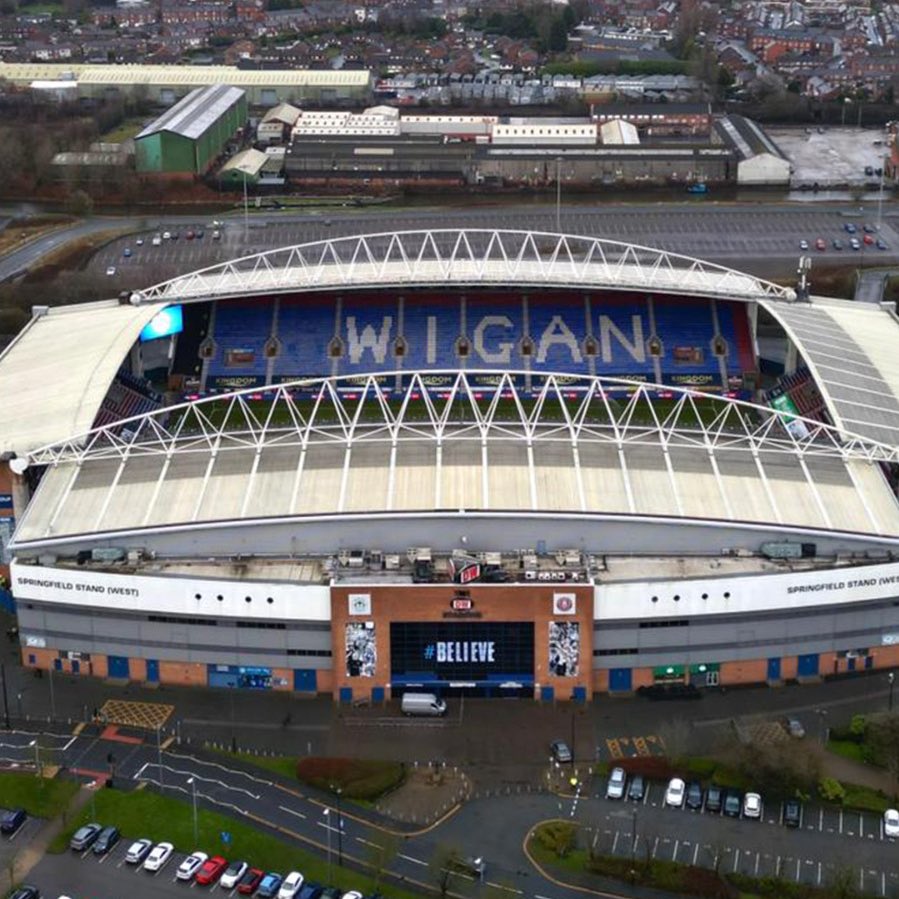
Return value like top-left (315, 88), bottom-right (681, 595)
top-left (296, 758), bottom-right (406, 801)
top-left (841, 782), bottom-right (892, 814)
top-left (0, 772), bottom-right (80, 819)
top-left (212, 749), bottom-right (299, 781)
top-left (47, 787), bottom-right (419, 898)
top-left (826, 739), bottom-right (866, 763)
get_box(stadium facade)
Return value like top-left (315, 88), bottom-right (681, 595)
top-left (2, 229), bottom-right (899, 702)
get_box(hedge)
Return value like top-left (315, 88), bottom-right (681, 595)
top-left (295, 758), bottom-right (406, 801)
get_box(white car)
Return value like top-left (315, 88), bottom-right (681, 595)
top-left (605, 767), bottom-right (626, 800)
top-left (278, 872), bottom-right (304, 899)
top-left (340, 892), bottom-right (363, 899)
top-left (136, 238), bottom-right (144, 246)
top-left (176, 851), bottom-right (208, 880)
top-left (143, 841), bottom-right (174, 872)
top-left (105, 265), bottom-right (116, 276)
top-left (151, 235), bottom-right (162, 246)
top-left (125, 838), bottom-right (153, 864)
top-left (743, 792), bottom-right (762, 819)
top-left (220, 860), bottom-right (249, 889)
top-left (665, 777), bottom-right (685, 808)
top-left (799, 239), bottom-right (809, 250)
top-left (884, 808), bottom-right (899, 838)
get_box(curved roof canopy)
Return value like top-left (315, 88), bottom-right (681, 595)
top-left (131, 229), bottom-right (797, 305)
top-left (13, 371), bottom-right (899, 548)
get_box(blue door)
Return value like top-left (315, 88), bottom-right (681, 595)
top-left (609, 668), bottom-right (633, 692)
top-left (108, 656), bottom-right (130, 679)
top-left (572, 686), bottom-right (587, 703)
top-left (53, 658), bottom-right (62, 672)
top-left (767, 657), bottom-right (781, 681)
top-left (847, 656), bottom-right (856, 671)
top-left (339, 687), bottom-right (353, 704)
top-left (372, 686), bottom-right (385, 704)
top-left (797, 653), bottom-right (819, 677)
top-left (540, 685), bottom-right (555, 702)
top-left (865, 655), bottom-right (874, 670)
top-left (293, 669), bottom-right (316, 692)
top-left (146, 659), bottom-right (159, 683)
top-left (71, 660), bottom-right (80, 674)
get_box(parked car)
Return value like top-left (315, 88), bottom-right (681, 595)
top-left (123, 247), bottom-right (132, 258)
top-left (636, 683), bottom-right (701, 701)
top-left (237, 867), bottom-right (265, 894)
top-left (297, 884), bottom-right (323, 899)
top-left (1, 808), bottom-right (26, 834)
top-left (783, 798), bottom-right (802, 828)
top-left (340, 893), bottom-right (363, 899)
top-left (448, 855), bottom-right (486, 880)
top-left (220, 860), bottom-right (249, 889)
top-left (8, 886), bottom-right (40, 899)
top-left (799, 239), bottom-right (809, 250)
top-left (105, 265), bottom-right (116, 277)
top-left (278, 871), bottom-right (304, 899)
top-left (550, 740), bottom-right (572, 763)
top-left (864, 233), bottom-right (875, 245)
top-left (784, 717), bottom-right (805, 738)
top-left (605, 767), bottom-right (626, 800)
top-left (258, 873), bottom-right (284, 898)
top-left (845, 222), bottom-right (858, 233)
top-left (136, 238), bottom-right (144, 246)
top-left (833, 238), bottom-right (843, 250)
top-left (70, 823), bottom-right (102, 851)
top-left (815, 238), bottom-right (826, 251)
top-left (863, 223), bottom-right (876, 233)
top-left (685, 781), bottom-right (704, 810)
top-left (850, 237), bottom-right (861, 250)
top-left (319, 888), bottom-right (341, 899)
top-left (125, 838), bottom-right (153, 864)
top-left (884, 808), bottom-right (899, 838)
top-left (664, 777), bottom-right (685, 808)
top-left (877, 238), bottom-right (888, 250)
top-left (743, 792), bottom-right (762, 819)
top-left (143, 841), bottom-right (174, 871)
top-left (162, 231), bottom-right (171, 240)
top-left (723, 791), bottom-right (742, 817)
top-left (151, 235), bottom-right (162, 246)
top-left (705, 784), bottom-right (723, 813)
top-left (627, 774), bottom-right (645, 801)
top-left (196, 856), bottom-right (228, 885)
top-left (92, 825), bottom-right (120, 855)
top-left (176, 852), bottom-right (208, 881)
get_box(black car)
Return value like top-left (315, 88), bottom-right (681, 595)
top-left (92, 825), bottom-right (120, 855)
top-left (627, 774), bottom-right (645, 801)
top-left (723, 790), bottom-right (742, 817)
top-left (1, 808), bottom-right (26, 834)
top-left (705, 784), bottom-right (723, 813)
top-left (685, 781), bottom-right (704, 810)
top-left (320, 889), bottom-right (342, 899)
top-left (9, 887), bottom-right (40, 899)
top-left (783, 798), bottom-right (802, 828)
top-left (297, 885), bottom-right (323, 899)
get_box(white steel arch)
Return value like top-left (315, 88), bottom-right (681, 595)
top-left (130, 230), bottom-right (798, 305)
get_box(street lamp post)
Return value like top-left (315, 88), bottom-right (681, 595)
top-left (48, 664), bottom-right (55, 722)
top-left (323, 808), bottom-right (332, 883)
top-left (157, 726), bottom-right (164, 792)
top-left (0, 662), bottom-right (10, 729)
top-left (187, 777), bottom-right (198, 844)
top-left (335, 788), bottom-right (343, 868)
top-left (889, 672), bottom-right (895, 712)
top-left (631, 808), bottom-right (637, 860)
top-left (29, 739), bottom-right (40, 777)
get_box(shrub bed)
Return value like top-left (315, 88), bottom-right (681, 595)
top-left (295, 758), bottom-right (405, 801)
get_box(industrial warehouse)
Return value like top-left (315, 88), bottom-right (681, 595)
top-left (2, 229), bottom-right (899, 701)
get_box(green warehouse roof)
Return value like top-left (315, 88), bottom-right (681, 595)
top-left (136, 84), bottom-right (246, 142)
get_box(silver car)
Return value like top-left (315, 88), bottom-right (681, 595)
top-left (606, 766), bottom-right (627, 800)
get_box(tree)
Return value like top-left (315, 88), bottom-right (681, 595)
top-left (863, 713), bottom-right (899, 789)
top-left (366, 833), bottom-right (400, 892)
top-left (429, 844), bottom-right (462, 899)
top-left (65, 189), bottom-right (94, 217)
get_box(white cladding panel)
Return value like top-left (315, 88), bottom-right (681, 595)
top-left (10, 563), bottom-right (331, 621)
top-left (595, 560), bottom-right (899, 620)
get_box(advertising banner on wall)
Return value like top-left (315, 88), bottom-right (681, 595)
top-left (548, 621), bottom-right (580, 677)
top-left (345, 622), bottom-right (377, 677)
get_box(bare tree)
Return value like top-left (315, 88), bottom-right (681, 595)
top-left (366, 832), bottom-right (401, 892)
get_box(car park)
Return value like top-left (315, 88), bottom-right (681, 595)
top-left (627, 774), bottom-right (645, 801)
top-left (279, 871), bottom-right (304, 899)
top-left (743, 792), bottom-right (762, 819)
top-left (125, 838), bottom-right (153, 864)
top-left (606, 767), bottom-right (626, 800)
top-left (784, 798), bottom-right (802, 828)
top-left (664, 777), bottom-right (685, 808)
top-left (1, 808), bottom-right (26, 834)
top-left (723, 791), bottom-right (742, 817)
top-left (176, 851), bottom-right (208, 880)
top-left (92, 825), bottom-right (120, 855)
top-left (220, 860), bottom-right (249, 888)
top-left (238, 867), bottom-right (265, 894)
top-left (258, 873), bottom-right (284, 898)
top-left (884, 808), bottom-right (899, 838)
top-left (70, 823), bottom-right (102, 851)
top-left (705, 784), bottom-right (723, 813)
top-left (143, 841), bottom-right (174, 871)
top-left (550, 740), bottom-right (572, 763)
top-left (196, 855), bottom-right (228, 885)
top-left (685, 781), bottom-right (704, 810)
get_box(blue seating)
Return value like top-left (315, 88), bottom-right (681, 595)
top-left (651, 298), bottom-right (721, 381)
top-left (465, 293), bottom-right (524, 370)
top-left (527, 295), bottom-right (591, 375)
top-left (401, 295), bottom-right (463, 370)
top-left (207, 300), bottom-right (274, 379)
top-left (275, 295), bottom-right (338, 380)
top-left (590, 295), bottom-right (655, 378)
top-left (338, 293), bottom-right (401, 375)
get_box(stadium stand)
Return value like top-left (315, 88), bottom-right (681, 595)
top-left (192, 290), bottom-right (756, 391)
top-left (765, 367), bottom-right (828, 423)
top-left (92, 371), bottom-right (164, 429)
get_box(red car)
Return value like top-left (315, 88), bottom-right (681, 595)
top-left (815, 237), bottom-right (826, 250)
top-left (196, 856), bottom-right (228, 885)
top-left (863, 233), bottom-right (875, 245)
top-left (237, 868), bottom-right (264, 895)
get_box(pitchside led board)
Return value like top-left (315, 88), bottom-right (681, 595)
top-left (139, 305), bottom-right (184, 343)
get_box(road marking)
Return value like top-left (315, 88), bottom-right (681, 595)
top-left (859, 813), bottom-right (864, 838)
top-left (882, 872), bottom-right (886, 896)
top-left (819, 808), bottom-right (824, 831)
top-left (485, 882), bottom-right (521, 894)
top-left (839, 809), bottom-right (843, 834)
top-left (611, 832), bottom-right (619, 854)
top-left (672, 839), bottom-right (679, 861)
top-left (692, 844), bottom-right (699, 865)
top-left (651, 837), bottom-right (658, 859)
top-left (355, 837), bottom-right (380, 848)
top-left (277, 805), bottom-right (306, 820)
top-left (733, 849), bottom-right (740, 873)
top-left (795, 859), bottom-right (801, 882)
top-left (817, 862), bottom-right (822, 885)
top-left (398, 853), bottom-right (427, 867)
top-left (754, 853), bottom-right (760, 877)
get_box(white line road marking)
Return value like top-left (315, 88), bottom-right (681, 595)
top-left (398, 853), bottom-right (427, 867)
top-left (355, 837), bottom-right (380, 848)
top-left (651, 837), bottom-right (658, 859)
top-left (882, 872), bottom-right (886, 896)
top-left (277, 805), bottom-right (306, 820)
top-left (796, 858), bottom-right (801, 881)
top-left (485, 882), bottom-right (521, 894)
top-left (692, 844), bottom-right (699, 865)
top-left (754, 853), bottom-right (760, 877)
top-left (733, 849), bottom-right (740, 873)
top-left (134, 762), bottom-right (149, 779)
top-left (672, 839), bottom-right (679, 861)
top-left (860, 814), bottom-right (864, 838)
top-left (819, 808), bottom-right (824, 831)
top-left (839, 809), bottom-right (843, 834)
top-left (611, 832), bottom-right (619, 854)
top-left (817, 862), bottom-right (822, 885)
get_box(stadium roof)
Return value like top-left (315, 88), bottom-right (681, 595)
top-left (12, 372), bottom-right (899, 549)
top-left (135, 85), bottom-right (245, 142)
top-left (0, 63), bottom-right (371, 88)
top-left (0, 300), bottom-right (164, 457)
top-left (762, 297), bottom-right (899, 446)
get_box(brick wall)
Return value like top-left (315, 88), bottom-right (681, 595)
top-left (331, 583), bottom-right (593, 700)
top-left (158, 661), bottom-right (207, 686)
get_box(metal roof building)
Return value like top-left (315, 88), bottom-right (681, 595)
top-left (134, 84), bottom-right (247, 175)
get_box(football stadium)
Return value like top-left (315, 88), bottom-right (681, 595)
top-left (2, 228), bottom-right (899, 702)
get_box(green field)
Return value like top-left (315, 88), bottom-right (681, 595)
top-left (101, 117), bottom-right (150, 144)
top-left (0, 772), bottom-right (80, 819)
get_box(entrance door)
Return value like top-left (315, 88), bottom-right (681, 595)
top-left (797, 653), bottom-right (819, 677)
top-left (767, 657), bottom-right (781, 680)
top-left (107, 656), bottom-right (130, 679)
top-left (146, 659), bottom-right (159, 683)
top-left (609, 668), bottom-right (632, 692)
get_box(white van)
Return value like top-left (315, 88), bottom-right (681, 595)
top-left (401, 692), bottom-right (447, 717)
